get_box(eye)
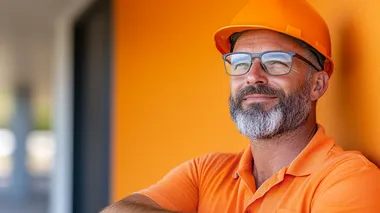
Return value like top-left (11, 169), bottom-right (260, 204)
top-left (232, 62), bottom-right (250, 72)
top-left (263, 60), bottom-right (291, 75)
top-left (225, 53), bottom-right (252, 75)
top-left (264, 60), bottom-right (290, 68)
top-left (261, 52), bottom-right (292, 75)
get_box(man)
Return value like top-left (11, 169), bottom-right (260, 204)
top-left (103, 0), bottom-right (380, 212)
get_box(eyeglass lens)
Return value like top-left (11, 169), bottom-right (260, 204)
top-left (224, 52), bottom-right (293, 76)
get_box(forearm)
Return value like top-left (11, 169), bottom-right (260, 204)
top-left (101, 200), bottom-right (179, 213)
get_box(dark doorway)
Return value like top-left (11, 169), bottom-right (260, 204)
top-left (73, 0), bottom-right (112, 212)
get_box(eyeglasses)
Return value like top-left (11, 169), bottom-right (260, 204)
top-left (222, 51), bottom-right (321, 76)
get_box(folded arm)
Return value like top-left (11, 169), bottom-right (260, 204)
top-left (101, 193), bottom-right (182, 213)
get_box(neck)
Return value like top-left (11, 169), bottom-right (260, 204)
top-left (250, 120), bottom-right (318, 188)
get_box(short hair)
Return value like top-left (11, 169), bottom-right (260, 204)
top-left (229, 31), bottom-right (325, 70)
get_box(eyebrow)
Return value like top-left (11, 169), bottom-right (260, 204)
top-left (229, 31), bottom-right (325, 70)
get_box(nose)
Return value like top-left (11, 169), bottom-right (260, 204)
top-left (245, 60), bottom-right (268, 85)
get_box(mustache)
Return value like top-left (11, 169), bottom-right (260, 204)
top-left (234, 85), bottom-right (286, 105)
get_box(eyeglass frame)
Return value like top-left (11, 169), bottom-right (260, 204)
top-left (222, 50), bottom-right (322, 76)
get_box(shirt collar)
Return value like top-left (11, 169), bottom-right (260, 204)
top-left (233, 124), bottom-right (335, 178)
top-left (286, 124), bottom-right (335, 176)
top-left (232, 144), bottom-right (252, 178)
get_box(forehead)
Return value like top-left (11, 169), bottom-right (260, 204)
top-left (233, 30), bottom-right (305, 53)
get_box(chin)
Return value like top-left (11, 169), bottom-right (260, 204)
top-left (243, 102), bottom-right (278, 112)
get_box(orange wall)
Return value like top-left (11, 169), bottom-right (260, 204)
top-left (113, 0), bottom-right (380, 201)
top-left (112, 0), bottom-right (248, 200)
top-left (309, 0), bottom-right (380, 166)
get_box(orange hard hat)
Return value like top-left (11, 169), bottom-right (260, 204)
top-left (214, 0), bottom-right (334, 76)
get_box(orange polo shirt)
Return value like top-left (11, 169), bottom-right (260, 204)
top-left (139, 125), bottom-right (380, 212)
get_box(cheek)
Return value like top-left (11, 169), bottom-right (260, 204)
top-left (274, 71), bottom-right (307, 95)
top-left (283, 79), bottom-right (307, 96)
top-left (230, 77), bottom-right (245, 97)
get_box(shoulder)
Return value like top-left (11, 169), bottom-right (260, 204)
top-left (315, 146), bottom-right (380, 194)
top-left (162, 150), bottom-right (244, 181)
top-left (176, 150), bottom-right (244, 186)
top-left (192, 151), bottom-right (243, 175)
top-left (311, 148), bottom-right (380, 211)
top-left (195, 151), bottom-right (243, 165)
top-left (323, 146), bottom-right (379, 176)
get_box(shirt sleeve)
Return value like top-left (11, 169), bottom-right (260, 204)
top-left (311, 159), bottom-right (380, 213)
top-left (137, 157), bottom-right (201, 213)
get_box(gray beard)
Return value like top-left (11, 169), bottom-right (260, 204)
top-left (229, 82), bottom-right (311, 140)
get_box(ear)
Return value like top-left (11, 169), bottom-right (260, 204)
top-left (310, 71), bottom-right (329, 101)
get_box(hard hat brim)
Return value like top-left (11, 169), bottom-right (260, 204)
top-left (214, 25), bottom-right (334, 76)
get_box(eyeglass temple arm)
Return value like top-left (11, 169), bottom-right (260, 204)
top-left (294, 54), bottom-right (322, 71)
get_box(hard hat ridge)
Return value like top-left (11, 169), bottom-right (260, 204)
top-left (214, 0), bottom-right (333, 76)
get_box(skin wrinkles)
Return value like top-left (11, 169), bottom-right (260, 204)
top-left (102, 30), bottom-right (330, 213)
top-left (228, 30), bottom-right (329, 188)
top-left (230, 32), bottom-right (316, 100)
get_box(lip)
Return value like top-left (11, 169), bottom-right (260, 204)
top-left (242, 94), bottom-right (278, 102)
